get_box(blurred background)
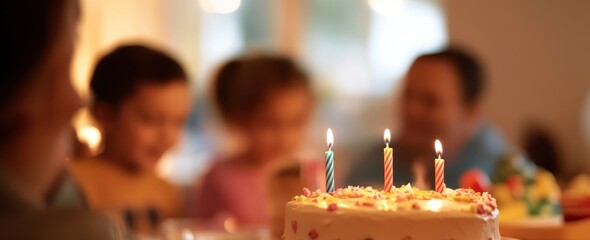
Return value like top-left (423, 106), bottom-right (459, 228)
top-left (71, 0), bottom-right (590, 187)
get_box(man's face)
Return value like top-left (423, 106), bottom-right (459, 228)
top-left (400, 58), bottom-right (473, 154)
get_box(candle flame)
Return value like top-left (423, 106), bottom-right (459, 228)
top-left (326, 128), bottom-right (334, 149)
top-left (435, 139), bottom-right (443, 157)
top-left (384, 129), bottom-right (391, 146)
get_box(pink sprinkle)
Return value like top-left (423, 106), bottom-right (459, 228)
top-left (308, 229), bottom-right (319, 239)
top-left (476, 204), bottom-right (486, 214)
top-left (311, 199), bottom-right (318, 203)
top-left (373, 193), bottom-right (382, 200)
top-left (291, 220), bottom-right (298, 233)
top-left (303, 188), bottom-right (311, 197)
top-left (396, 196), bottom-right (408, 202)
top-left (486, 201), bottom-right (497, 210)
top-left (411, 202), bottom-right (420, 210)
top-left (349, 193), bottom-right (363, 198)
top-left (327, 203), bottom-right (338, 212)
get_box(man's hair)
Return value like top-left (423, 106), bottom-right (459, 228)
top-left (90, 45), bottom-right (187, 106)
top-left (213, 54), bottom-right (310, 122)
top-left (417, 47), bottom-right (485, 104)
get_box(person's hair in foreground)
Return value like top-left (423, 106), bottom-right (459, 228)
top-left (195, 54), bottom-right (314, 226)
top-left (70, 44), bottom-right (190, 234)
top-left (0, 0), bottom-right (119, 239)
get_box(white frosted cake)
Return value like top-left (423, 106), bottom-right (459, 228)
top-left (284, 184), bottom-right (499, 240)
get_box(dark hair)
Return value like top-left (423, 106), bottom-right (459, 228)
top-left (213, 55), bottom-right (311, 121)
top-left (523, 125), bottom-right (560, 175)
top-left (0, 0), bottom-right (78, 142)
top-left (90, 45), bottom-right (188, 106)
top-left (0, 0), bottom-right (77, 110)
top-left (416, 47), bottom-right (485, 104)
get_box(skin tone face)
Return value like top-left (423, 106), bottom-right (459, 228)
top-left (241, 86), bottom-right (313, 163)
top-left (96, 81), bottom-right (191, 172)
top-left (0, 2), bottom-right (80, 205)
top-left (400, 58), bottom-right (479, 158)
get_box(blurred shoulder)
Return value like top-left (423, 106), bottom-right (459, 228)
top-left (153, 174), bottom-right (180, 195)
top-left (202, 158), bottom-right (235, 178)
top-left (68, 157), bottom-right (101, 184)
top-left (472, 124), bottom-right (508, 157)
top-left (69, 157), bottom-right (112, 173)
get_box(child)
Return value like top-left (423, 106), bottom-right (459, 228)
top-left (194, 55), bottom-right (314, 227)
top-left (70, 45), bottom-right (191, 233)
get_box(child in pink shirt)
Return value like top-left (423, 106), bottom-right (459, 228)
top-left (194, 55), bottom-right (314, 227)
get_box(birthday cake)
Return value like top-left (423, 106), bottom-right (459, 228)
top-left (283, 184), bottom-right (499, 240)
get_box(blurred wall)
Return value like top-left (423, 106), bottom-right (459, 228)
top-left (443, 1), bottom-right (590, 178)
top-left (73, 0), bottom-right (200, 97)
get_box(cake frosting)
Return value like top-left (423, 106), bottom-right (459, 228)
top-left (283, 184), bottom-right (499, 240)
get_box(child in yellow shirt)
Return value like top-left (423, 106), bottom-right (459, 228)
top-left (70, 45), bottom-right (191, 234)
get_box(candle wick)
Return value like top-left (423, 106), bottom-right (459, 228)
top-left (437, 153), bottom-right (441, 159)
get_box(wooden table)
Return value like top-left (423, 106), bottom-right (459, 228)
top-left (500, 218), bottom-right (590, 240)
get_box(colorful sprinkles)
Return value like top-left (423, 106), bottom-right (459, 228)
top-left (291, 220), bottom-right (297, 234)
top-left (293, 184), bottom-right (497, 216)
top-left (308, 229), bottom-right (319, 239)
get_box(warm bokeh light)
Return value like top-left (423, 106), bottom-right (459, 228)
top-left (156, 151), bottom-right (175, 179)
top-left (199, 0), bottom-right (241, 14)
top-left (181, 228), bottom-right (194, 240)
top-left (327, 128), bottom-right (334, 149)
top-left (223, 217), bottom-right (237, 233)
top-left (367, 0), bottom-right (404, 16)
top-left (76, 125), bottom-right (102, 154)
top-left (424, 199), bottom-right (443, 212)
top-left (435, 139), bottom-right (443, 157)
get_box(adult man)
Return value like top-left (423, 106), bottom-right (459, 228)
top-left (348, 48), bottom-right (507, 189)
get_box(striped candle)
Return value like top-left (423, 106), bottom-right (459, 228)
top-left (325, 128), bottom-right (335, 192)
top-left (434, 140), bottom-right (445, 193)
top-left (383, 129), bottom-right (393, 192)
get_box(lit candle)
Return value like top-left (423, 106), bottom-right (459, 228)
top-left (383, 129), bottom-right (393, 192)
top-left (325, 128), bottom-right (335, 192)
top-left (434, 139), bottom-right (445, 193)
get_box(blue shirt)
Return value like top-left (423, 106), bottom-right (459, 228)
top-left (346, 125), bottom-right (508, 189)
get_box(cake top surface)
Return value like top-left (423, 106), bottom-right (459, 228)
top-left (290, 184), bottom-right (498, 218)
